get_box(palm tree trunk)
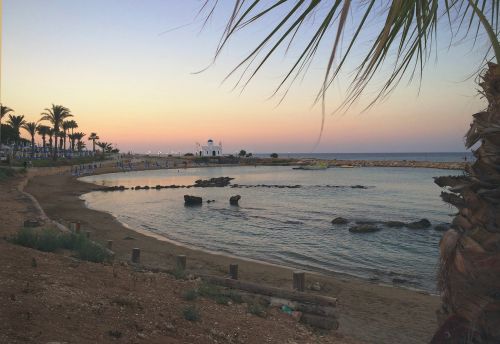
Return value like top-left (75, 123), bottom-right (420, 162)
top-left (432, 63), bottom-right (500, 343)
top-left (31, 137), bottom-right (35, 158)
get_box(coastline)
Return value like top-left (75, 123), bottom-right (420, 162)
top-left (24, 164), bottom-right (441, 344)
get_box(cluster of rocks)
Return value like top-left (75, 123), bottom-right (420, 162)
top-left (134, 185), bottom-right (192, 190)
top-left (193, 177), bottom-right (234, 187)
top-left (100, 185), bottom-right (128, 191)
top-left (184, 195), bottom-right (241, 206)
top-left (328, 159), bottom-right (465, 171)
top-left (229, 184), bottom-right (369, 189)
top-left (331, 217), bottom-right (448, 233)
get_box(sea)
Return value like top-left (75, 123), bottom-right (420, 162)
top-left (80, 153), bottom-right (467, 293)
top-left (254, 152), bottom-right (473, 162)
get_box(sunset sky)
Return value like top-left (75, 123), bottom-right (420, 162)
top-left (3, 0), bottom-right (489, 154)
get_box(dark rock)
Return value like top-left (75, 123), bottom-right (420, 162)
top-left (123, 236), bottom-right (135, 240)
top-left (229, 195), bottom-right (241, 206)
top-left (193, 176), bottom-right (234, 187)
top-left (434, 224), bottom-right (449, 231)
top-left (184, 195), bottom-right (202, 206)
top-left (331, 217), bottom-right (349, 225)
top-left (351, 185), bottom-right (368, 189)
top-left (349, 224), bottom-right (380, 233)
top-left (355, 220), bottom-right (379, 225)
top-left (144, 186), bottom-right (150, 190)
top-left (155, 185), bottom-right (162, 189)
top-left (135, 186), bottom-right (142, 190)
top-left (406, 218), bottom-right (431, 229)
top-left (385, 221), bottom-right (406, 228)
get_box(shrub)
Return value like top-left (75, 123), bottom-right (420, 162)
top-left (182, 289), bottom-right (198, 301)
top-left (248, 302), bottom-right (266, 317)
top-left (76, 240), bottom-right (112, 263)
top-left (0, 167), bottom-right (17, 180)
top-left (170, 267), bottom-right (186, 280)
top-left (270, 153), bottom-right (279, 158)
top-left (214, 295), bottom-right (230, 305)
top-left (228, 291), bottom-right (243, 304)
top-left (182, 305), bottom-right (200, 322)
top-left (198, 282), bottom-right (221, 298)
top-left (9, 228), bottom-right (111, 263)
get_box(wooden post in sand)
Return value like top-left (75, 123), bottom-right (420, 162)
top-left (229, 264), bottom-right (239, 280)
top-left (176, 255), bottom-right (186, 271)
top-left (107, 240), bottom-right (113, 250)
top-left (293, 271), bottom-right (305, 292)
top-left (131, 248), bottom-right (140, 263)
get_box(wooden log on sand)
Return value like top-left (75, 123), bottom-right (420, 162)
top-left (229, 264), bottom-right (238, 280)
top-left (131, 248), bottom-right (140, 263)
top-left (198, 274), bottom-right (337, 307)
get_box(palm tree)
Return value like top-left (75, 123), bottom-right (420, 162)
top-left (40, 104), bottom-right (72, 159)
top-left (36, 125), bottom-right (51, 150)
top-left (207, 2), bottom-right (500, 341)
top-left (73, 132), bottom-right (86, 152)
top-left (88, 132), bottom-right (99, 153)
top-left (96, 141), bottom-right (111, 155)
top-left (7, 114), bottom-right (25, 142)
top-left (21, 122), bottom-right (39, 157)
top-left (62, 120), bottom-right (78, 151)
top-left (0, 104), bottom-right (14, 144)
top-left (47, 128), bottom-right (54, 152)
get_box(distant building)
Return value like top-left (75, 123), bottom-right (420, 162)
top-left (196, 139), bottom-right (222, 157)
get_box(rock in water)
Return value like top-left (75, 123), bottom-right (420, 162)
top-left (349, 224), bottom-right (380, 233)
top-left (331, 217), bottom-right (349, 225)
top-left (184, 195), bottom-right (202, 206)
top-left (229, 195), bottom-right (241, 206)
top-left (434, 224), bottom-right (449, 231)
top-left (406, 218), bottom-right (431, 229)
top-left (385, 221), bottom-right (406, 228)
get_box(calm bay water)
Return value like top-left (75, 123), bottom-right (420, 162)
top-left (254, 152), bottom-right (473, 162)
top-left (80, 165), bottom-right (461, 292)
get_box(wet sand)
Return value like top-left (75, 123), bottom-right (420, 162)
top-left (24, 166), bottom-right (440, 344)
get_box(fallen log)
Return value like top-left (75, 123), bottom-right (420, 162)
top-left (300, 313), bottom-right (339, 330)
top-left (198, 274), bottom-right (337, 307)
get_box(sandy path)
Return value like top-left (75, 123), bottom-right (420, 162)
top-left (23, 169), bottom-right (440, 344)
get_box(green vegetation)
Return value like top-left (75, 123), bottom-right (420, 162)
top-left (247, 302), bottom-right (266, 318)
top-left (0, 167), bottom-right (17, 180)
top-left (9, 228), bottom-right (112, 263)
top-left (270, 153), bottom-right (278, 158)
top-left (238, 149), bottom-right (246, 157)
top-left (182, 289), bottom-right (198, 301)
top-left (182, 305), bottom-right (200, 322)
top-left (197, 282), bottom-right (243, 305)
top-left (169, 267), bottom-right (186, 280)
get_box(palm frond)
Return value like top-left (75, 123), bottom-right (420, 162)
top-left (202, 0), bottom-right (500, 110)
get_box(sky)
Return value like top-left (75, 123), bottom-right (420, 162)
top-left (2, 0), bottom-right (491, 154)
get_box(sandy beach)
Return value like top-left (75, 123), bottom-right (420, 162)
top-left (16, 163), bottom-right (441, 344)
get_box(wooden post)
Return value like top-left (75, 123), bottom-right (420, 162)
top-left (85, 231), bottom-right (91, 239)
top-left (107, 240), bottom-right (113, 250)
top-left (229, 264), bottom-right (239, 280)
top-left (75, 222), bottom-right (81, 234)
top-left (131, 248), bottom-right (140, 263)
top-left (293, 271), bottom-right (305, 292)
top-left (176, 255), bottom-right (186, 271)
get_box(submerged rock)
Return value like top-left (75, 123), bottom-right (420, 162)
top-left (349, 224), bottom-right (380, 233)
top-left (229, 195), bottom-right (241, 206)
top-left (406, 218), bottom-right (431, 229)
top-left (351, 185), bottom-right (368, 189)
top-left (331, 217), bottom-right (349, 225)
top-left (434, 224), bottom-right (449, 231)
top-left (385, 221), bottom-right (406, 228)
top-left (184, 195), bottom-right (202, 206)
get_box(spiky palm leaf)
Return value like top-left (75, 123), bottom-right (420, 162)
top-left (22, 121), bottom-right (39, 156)
top-left (7, 115), bottom-right (26, 140)
top-left (40, 104), bottom-right (72, 158)
top-left (0, 104), bottom-right (14, 144)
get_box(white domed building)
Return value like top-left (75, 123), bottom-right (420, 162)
top-left (196, 139), bottom-right (222, 157)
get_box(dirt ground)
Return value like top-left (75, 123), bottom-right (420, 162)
top-left (1, 165), bottom-right (441, 343)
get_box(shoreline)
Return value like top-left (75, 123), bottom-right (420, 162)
top-left (23, 164), bottom-right (441, 343)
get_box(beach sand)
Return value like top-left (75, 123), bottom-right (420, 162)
top-left (19, 165), bottom-right (440, 344)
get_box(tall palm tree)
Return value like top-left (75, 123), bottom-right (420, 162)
top-left (88, 132), bottom-right (99, 153)
top-left (21, 122), bottom-right (39, 157)
top-left (207, 1), bottom-right (500, 342)
top-left (96, 141), bottom-right (111, 155)
top-left (36, 125), bottom-right (51, 149)
top-left (40, 104), bottom-right (72, 159)
top-left (0, 104), bottom-right (14, 144)
top-left (62, 120), bottom-right (78, 151)
top-left (7, 114), bottom-right (25, 142)
top-left (73, 132), bottom-right (86, 152)
top-left (47, 128), bottom-right (54, 152)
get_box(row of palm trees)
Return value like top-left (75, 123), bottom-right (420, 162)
top-left (0, 103), bottom-right (116, 160)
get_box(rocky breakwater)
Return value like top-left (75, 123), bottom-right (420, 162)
top-left (193, 177), bottom-right (234, 187)
top-left (328, 159), bottom-right (465, 170)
